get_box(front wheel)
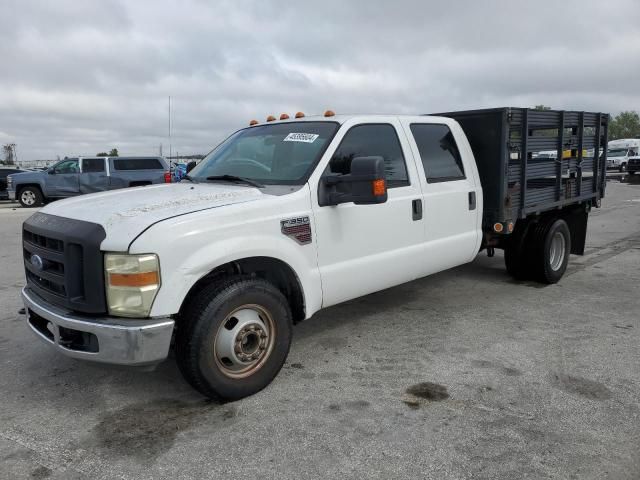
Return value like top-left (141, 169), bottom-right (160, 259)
top-left (176, 277), bottom-right (293, 401)
top-left (619, 163), bottom-right (627, 172)
top-left (18, 187), bottom-right (43, 208)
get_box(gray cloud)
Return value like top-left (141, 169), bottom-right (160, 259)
top-left (1, 0), bottom-right (639, 160)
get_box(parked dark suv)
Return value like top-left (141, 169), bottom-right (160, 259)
top-left (7, 156), bottom-right (170, 207)
top-left (0, 167), bottom-right (27, 200)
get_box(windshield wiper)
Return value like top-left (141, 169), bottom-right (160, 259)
top-left (205, 175), bottom-right (264, 188)
top-left (182, 174), bottom-right (197, 183)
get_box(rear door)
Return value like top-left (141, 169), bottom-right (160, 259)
top-left (310, 117), bottom-right (426, 307)
top-left (79, 158), bottom-right (109, 193)
top-left (46, 159), bottom-right (80, 197)
top-left (399, 119), bottom-right (481, 271)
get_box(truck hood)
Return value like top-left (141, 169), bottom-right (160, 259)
top-left (40, 183), bottom-right (264, 251)
top-left (8, 170), bottom-right (46, 184)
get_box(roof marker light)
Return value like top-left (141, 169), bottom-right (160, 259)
top-left (324, 110), bottom-right (335, 117)
top-left (266, 115), bottom-right (276, 122)
top-left (280, 113), bottom-right (290, 120)
top-left (249, 119), bottom-right (259, 126)
top-left (295, 112), bottom-right (305, 118)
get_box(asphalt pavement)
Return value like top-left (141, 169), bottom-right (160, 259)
top-left (0, 181), bottom-right (639, 479)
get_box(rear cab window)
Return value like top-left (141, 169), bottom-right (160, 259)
top-left (112, 158), bottom-right (164, 171)
top-left (410, 124), bottom-right (465, 183)
top-left (81, 158), bottom-right (105, 173)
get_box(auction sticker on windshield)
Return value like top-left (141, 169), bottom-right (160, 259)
top-left (284, 133), bottom-right (319, 143)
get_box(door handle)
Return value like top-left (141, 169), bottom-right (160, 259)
top-left (412, 199), bottom-right (423, 221)
top-left (468, 191), bottom-right (476, 210)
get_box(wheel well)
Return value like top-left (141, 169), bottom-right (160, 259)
top-left (504, 204), bottom-right (588, 255)
top-left (17, 183), bottom-right (42, 193)
top-left (180, 256), bottom-right (306, 323)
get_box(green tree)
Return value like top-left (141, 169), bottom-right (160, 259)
top-left (96, 148), bottom-right (119, 157)
top-left (608, 111), bottom-right (640, 140)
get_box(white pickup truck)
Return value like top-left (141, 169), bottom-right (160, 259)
top-left (21, 108), bottom-right (609, 400)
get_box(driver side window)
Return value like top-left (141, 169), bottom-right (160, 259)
top-left (54, 159), bottom-right (79, 174)
top-left (329, 124), bottom-right (409, 188)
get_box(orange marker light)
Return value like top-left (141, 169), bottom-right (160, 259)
top-left (372, 179), bottom-right (386, 196)
top-left (249, 119), bottom-right (259, 126)
top-left (280, 113), bottom-right (290, 120)
top-left (266, 115), bottom-right (276, 122)
top-left (493, 223), bottom-right (504, 233)
top-left (109, 271), bottom-right (159, 288)
top-left (295, 112), bottom-right (305, 118)
top-left (324, 110), bottom-right (335, 117)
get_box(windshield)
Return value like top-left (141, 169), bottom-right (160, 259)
top-left (607, 148), bottom-right (628, 157)
top-left (189, 121), bottom-right (339, 185)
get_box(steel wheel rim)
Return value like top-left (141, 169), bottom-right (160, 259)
top-left (21, 190), bottom-right (35, 206)
top-left (549, 231), bottom-right (566, 271)
top-left (213, 304), bottom-right (276, 379)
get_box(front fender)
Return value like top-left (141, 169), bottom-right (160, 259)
top-left (148, 235), bottom-right (321, 318)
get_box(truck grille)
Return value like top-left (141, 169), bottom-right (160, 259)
top-left (23, 213), bottom-right (107, 314)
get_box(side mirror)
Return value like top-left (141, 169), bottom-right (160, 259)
top-left (186, 161), bottom-right (197, 173)
top-left (319, 156), bottom-right (388, 207)
top-left (47, 169), bottom-right (55, 175)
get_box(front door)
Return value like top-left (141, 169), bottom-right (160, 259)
top-left (311, 118), bottom-right (425, 308)
top-left (47, 159), bottom-right (80, 197)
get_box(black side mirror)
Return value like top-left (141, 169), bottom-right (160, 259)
top-left (47, 169), bottom-right (55, 175)
top-left (319, 156), bottom-right (388, 207)
top-left (186, 161), bottom-right (197, 173)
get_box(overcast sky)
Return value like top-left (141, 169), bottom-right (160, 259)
top-left (1, 0), bottom-right (639, 161)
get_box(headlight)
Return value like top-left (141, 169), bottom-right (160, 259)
top-left (105, 253), bottom-right (160, 318)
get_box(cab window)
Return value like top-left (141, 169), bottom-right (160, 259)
top-left (329, 124), bottom-right (409, 187)
top-left (53, 159), bottom-right (79, 174)
top-left (410, 124), bottom-right (465, 182)
top-left (82, 158), bottom-right (105, 173)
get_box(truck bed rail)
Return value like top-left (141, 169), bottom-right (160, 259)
top-left (433, 107), bottom-right (609, 230)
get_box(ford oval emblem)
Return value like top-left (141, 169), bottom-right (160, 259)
top-left (30, 254), bottom-right (44, 271)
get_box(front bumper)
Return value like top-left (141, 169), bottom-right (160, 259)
top-left (8, 190), bottom-right (16, 200)
top-left (22, 287), bottom-right (174, 366)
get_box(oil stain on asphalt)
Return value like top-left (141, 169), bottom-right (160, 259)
top-left (91, 399), bottom-right (238, 461)
top-left (402, 382), bottom-right (449, 408)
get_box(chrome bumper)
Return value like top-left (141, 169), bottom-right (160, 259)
top-left (8, 190), bottom-right (16, 200)
top-left (22, 287), bottom-right (174, 366)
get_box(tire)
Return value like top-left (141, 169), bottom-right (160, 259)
top-left (18, 186), bottom-right (44, 208)
top-left (531, 218), bottom-right (571, 284)
top-left (619, 163), bottom-right (627, 173)
top-left (176, 276), bottom-right (293, 401)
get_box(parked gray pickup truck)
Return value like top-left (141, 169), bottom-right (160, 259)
top-left (7, 156), bottom-right (170, 207)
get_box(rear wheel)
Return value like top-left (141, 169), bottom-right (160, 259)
top-left (18, 186), bottom-right (43, 208)
top-left (176, 277), bottom-right (293, 401)
top-left (531, 218), bottom-right (571, 284)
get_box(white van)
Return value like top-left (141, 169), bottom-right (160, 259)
top-left (607, 139), bottom-right (640, 172)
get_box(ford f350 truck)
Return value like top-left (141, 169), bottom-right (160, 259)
top-left (20, 108), bottom-right (609, 400)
